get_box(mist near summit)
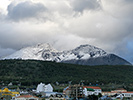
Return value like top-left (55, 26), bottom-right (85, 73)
top-left (0, 0), bottom-right (133, 64)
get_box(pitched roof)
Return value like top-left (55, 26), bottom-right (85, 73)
top-left (17, 95), bottom-right (38, 98)
top-left (3, 88), bottom-right (11, 92)
top-left (122, 92), bottom-right (133, 93)
top-left (63, 86), bottom-right (70, 91)
top-left (115, 88), bottom-right (126, 90)
top-left (0, 89), bottom-right (2, 92)
top-left (83, 86), bottom-right (101, 89)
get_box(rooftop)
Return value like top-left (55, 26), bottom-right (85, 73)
top-left (17, 95), bottom-right (38, 98)
top-left (83, 86), bottom-right (101, 89)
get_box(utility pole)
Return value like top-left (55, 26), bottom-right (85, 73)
top-left (76, 86), bottom-right (78, 100)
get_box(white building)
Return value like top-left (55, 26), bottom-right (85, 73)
top-left (83, 86), bottom-right (102, 96)
top-left (102, 89), bottom-right (133, 99)
top-left (45, 84), bottom-right (53, 92)
top-left (122, 92), bottom-right (133, 98)
top-left (36, 83), bottom-right (53, 93)
top-left (36, 83), bottom-right (45, 92)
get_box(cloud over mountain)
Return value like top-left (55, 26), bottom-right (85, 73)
top-left (0, 0), bottom-right (133, 63)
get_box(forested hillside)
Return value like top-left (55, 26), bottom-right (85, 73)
top-left (0, 59), bottom-right (132, 86)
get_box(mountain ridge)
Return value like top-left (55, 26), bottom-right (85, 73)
top-left (3, 43), bottom-right (131, 65)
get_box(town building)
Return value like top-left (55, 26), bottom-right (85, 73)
top-left (36, 83), bottom-right (45, 92)
top-left (63, 84), bottom-right (84, 99)
top-left (122, 92), bottom-right (133, 98)
top-left (83, 86), bottom-right (102, 96)
top-left (111, 88), bottom-right (127, 93)
top-left (36, 83), bottom-right (53, 93)
top-left (0, 88), bottom-right (20, 100)
top-left (102, 91), bottom-right (117, 96)
top-left (45, 83), bottom-right (53, 92)
top-left (46, 93), bottom-right (66, 100)
top-left (36, 83), bottom-right (56, 97)
top-left (102, 88), bottom-right (128, 96)
top-left (64, 85), bottom-right (102, 99)
top-left (102, 88), bottom-right (133, 99)
top-left (15, 95), bottom-right (39, 100)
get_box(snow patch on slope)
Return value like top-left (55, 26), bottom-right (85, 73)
top-left (4, 43), bottom-right (108, 62)
top-left (4, 43), bottom-right (57, 60)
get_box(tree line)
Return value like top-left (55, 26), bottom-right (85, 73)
top-left (0, 59), bottom-right (132, 86)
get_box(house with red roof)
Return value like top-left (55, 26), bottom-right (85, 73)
top-left (111, 88), bottom-right (127, 93)
top-left (122, 91), bottom-right (133, 98)
top-left (102, 89), bottom-right (133, 99)
top-left (102, 88), bottom-right (127, 96)
top-left (15, 95), bottom-right (39, 100)
top-left (83, 86), bottom-right (102, 96)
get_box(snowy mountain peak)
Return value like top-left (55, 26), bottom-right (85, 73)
top-left (4, 43), bottom-right (107, 61)
top-left (74, 44), bottom-right (106, 53)
top-left (72, 44), bottom-right (107, 58)
top-left (32, 43), bottom-right (57, 52)
top-left (4, 43), bottom-right (57, 60)
top-left (3, 43), bottom-right (131, 65)
top-left (34, 43), bottom-right (50, 48)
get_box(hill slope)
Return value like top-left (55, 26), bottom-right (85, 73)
top-left (4, 43), bottom-right (131, 65)
top-left (0, 60), bottom-right (132, 86)
top-left (63, 54), bottom-right (131, 65)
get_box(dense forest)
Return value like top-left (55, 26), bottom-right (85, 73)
top-left (0, 59), bottom-right (133, 86)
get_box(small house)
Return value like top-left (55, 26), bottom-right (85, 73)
top-left (15, 95), bottom-right (39, 100)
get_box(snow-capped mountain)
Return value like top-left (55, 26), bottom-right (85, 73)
top-left (4, 43), bottom-right (57, 60)
top-left (4, 43), bottom-right (131, 65)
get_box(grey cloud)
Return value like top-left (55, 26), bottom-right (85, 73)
top-left (0, 46), bottom-right (16, 58)
top-left (7, 1), bottom-right (47, 21)
top-left (70, 0), bottom-right (101, 12)
top-left (0, 0), bottom-right (133, 63)
top-left (114, 40), bottom-right (133, 64)
top-left (101, 0), bottom-right (133, 19)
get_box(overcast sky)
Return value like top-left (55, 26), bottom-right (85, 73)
top-left (0, 0), bottom-right (133, 63)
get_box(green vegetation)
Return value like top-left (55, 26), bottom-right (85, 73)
top-left (0, 59), bottom-right (133, 87)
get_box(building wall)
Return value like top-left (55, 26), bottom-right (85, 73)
top-left (36, 83), bottom-right (53, 93)
top-left (122, 93), bottom-right (133, 97)
top-left (45, 84), bottom-right (53, 92)
top-left (36, 83), bottom-right (45, 92)
top-left (84, 88), bottom-right (102, 96)
top-left (94, 89), bottom-right (102, 95)
top-left (16, 97), bottom-right (39, 100)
